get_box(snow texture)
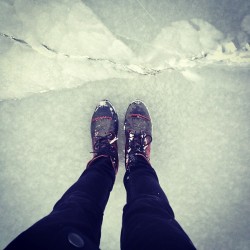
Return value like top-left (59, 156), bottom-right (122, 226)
top-left (0, 0), bottom-right (250, 249)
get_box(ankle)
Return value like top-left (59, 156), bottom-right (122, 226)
top-left (126, 153), bottom-right (151, 170)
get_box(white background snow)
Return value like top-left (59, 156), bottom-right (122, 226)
top-left (0, 0), bottom-right (250, 249)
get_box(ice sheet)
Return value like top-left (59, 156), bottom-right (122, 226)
top-left (0, 0), bottom-right (249, 101)
top-left (0, 0), bottom-right (250, 249)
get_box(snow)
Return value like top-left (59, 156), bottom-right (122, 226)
top-left (0, 0), bottom-right (250, 249)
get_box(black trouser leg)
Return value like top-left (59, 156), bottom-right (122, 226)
top-left (5, 156), bottom-right (115, 250)
top-left (121, 155), bottom-right (196, 250)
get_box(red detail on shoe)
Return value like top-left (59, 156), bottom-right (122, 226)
top-left (129, 114), bottom-right (151, 121)
top-left (92, 116), bottom-right (112, 122)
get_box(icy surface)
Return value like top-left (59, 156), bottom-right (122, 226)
top-left (1, 0), bottom-right (250, 249)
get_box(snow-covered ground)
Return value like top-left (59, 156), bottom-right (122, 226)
top-left (0, 0), bottom-right (250, 249)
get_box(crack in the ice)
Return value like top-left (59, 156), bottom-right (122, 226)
top-left (1, 31), bottom-right (249, 78)
top-left (41, 44), bottom-right (58, 54)
top-left (0, 32), bottom-right (31, 47)
top-left (1, 32), bottom-right (163, 76)
top-left (191, 52), bottom-right (208, 61)
top-left (39, 42), bottom-right (165, 75)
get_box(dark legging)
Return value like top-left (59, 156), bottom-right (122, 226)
top-left (5, 155), bottom-right (196, 250)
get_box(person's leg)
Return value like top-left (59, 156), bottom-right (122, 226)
top-left (5, 156), bottom-right (115, 250)
top-left (121, 155), bottom-right (196, 250)
top-left (5, 100), bottom-right (119, 250)
top-left (121, 100), bottom-right (196, 250)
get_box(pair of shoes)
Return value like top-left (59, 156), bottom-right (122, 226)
top-left (89, 100), bottom-right (152, 173)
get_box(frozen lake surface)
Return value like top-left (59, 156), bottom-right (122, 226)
top-left (1, 0), bottom-right (250, 249)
